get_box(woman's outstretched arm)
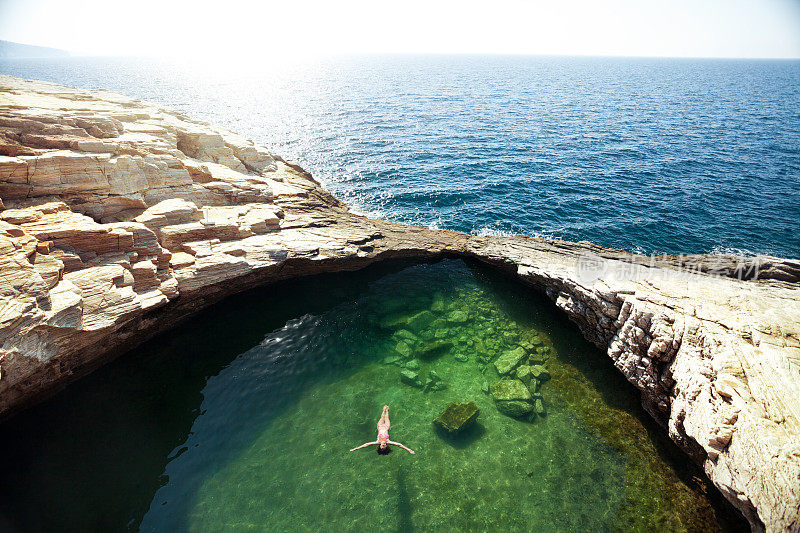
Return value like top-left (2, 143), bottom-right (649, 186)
top-left (349, 441), bottom-right (378, 452)
top-left (389, 440), bottom-right (416, 454)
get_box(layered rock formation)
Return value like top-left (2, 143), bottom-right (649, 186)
top-left (0, 75), bottom-right (798, 532)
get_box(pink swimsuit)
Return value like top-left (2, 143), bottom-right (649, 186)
top-left (378, 423), bottom-right (390, 442)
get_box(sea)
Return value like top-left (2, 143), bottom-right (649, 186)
top-left (2, 54), bottom-right (799, 258)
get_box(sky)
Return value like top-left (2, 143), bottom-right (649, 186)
top-left (1, 0), bottom-right (799, 59)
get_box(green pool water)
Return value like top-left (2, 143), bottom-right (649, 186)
top-left (0, 259), bottom-right (745, 532)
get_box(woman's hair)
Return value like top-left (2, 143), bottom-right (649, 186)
top-left (377, 445), bottom-right (392, 455)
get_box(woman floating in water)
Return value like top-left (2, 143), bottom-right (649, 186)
top-left (350, 405), bottom-right (416, 455)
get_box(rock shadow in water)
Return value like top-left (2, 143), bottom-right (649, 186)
top-left (432, 421), bottom-right (486, 449)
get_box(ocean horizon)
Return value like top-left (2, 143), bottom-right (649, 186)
top-left (2, 54), bottom-right (799, 259)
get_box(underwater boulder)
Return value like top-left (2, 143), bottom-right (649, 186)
top-left (400, 369), bottom-right (422, 388)
top-left (529, 355), bottom-right (547, 365)
top-left (434, 328), bottom-right (451, 340)
top-left (418, 340), bottom-right (452, 359)
top-left (418, 329), bottom-right (435, 341)
top-left (379, 312), bottom-right (410, 330)
top-left (530, 365), bottom-right (551, 382)
top-left (405, 359), bottom-right (420, 370)
top-left (520, 338), bottom-right (535, 350)
top-left (424, 370), bottom-right (447, 392)
top-left (430, 317), bottom-right (447, 329)
top-left (490, 379), bottom-right (533, 418)
top-left (383, 354), bottom-right (402, 366)
top-left (454, 353), bottom-right (469, 362)
top-left (434, 402), bottom-right (479, 433)
top-left (490, 379), bottom-right (532, 402)
top-left (496, 400), bottom-right (534, 417)
top-left (515, 364), bottom-right (532, 384)
top-left (494, 346), bottom-right (527, 375)
top-left (393, 329), bottom-right (419, 342)
top-left (447, 310), bottom-right (469, 324)
top-left (395, 341), bottom-right (413, 358)
top-left (407, 310), bottom-right (435, 332)
top-left (502, 330), bottom-right (520, 342)
top-left (529, 346), bottom-right (550, 364)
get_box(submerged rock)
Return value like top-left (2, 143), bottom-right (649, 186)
top-left (383, 354), bottom-right (402, 366)
top-left (394, 329), bottom-right (419, 342)
top-left (502, 330), bottom-right (519, 342)
top-left (534, 398), bottom-right (546, 416)
top-left (400, 369), bottom-right (422, 388)
top-left (418, 340), bottom-right (452, 359)
top-left (496, 400), bottom-right (534, 417)
top-left (434, 328), bottom-right (451, 340)
top-left (447, 310), bottom-right (469, 324)
top-left (434, 402), bottom-right (479, 433)
top-left (454, 353), bottom-right (469, 362)
top-left (530, 346), bottom-right (550, 364)
top-left (395, 341), bottom-right (413, 358)
top-left (405, 359), bottom-right (420, 370)
top-left (424, 370), bottom-right (446, 392)
top-left (490, 379), bottom-right (532, 401)
top-left (515, 364), bottom-right (532, 384)
top-left (407, 310), bottom-right (435, 332)
top-left (490, 379), bottom-right (533, 417)
top-left (530, 365), bottom-right (551, 382)
top-left (430, 318), bottom-right (447, 329)
top-left (494, 346), bottom-right (528, 375)
top-left (379, 312), bottom-right (410, 330)
top-left (418, 329), bottom-right (435, 341)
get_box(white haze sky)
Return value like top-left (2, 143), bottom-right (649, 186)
top-left (1, 0), bottom-right (799, 59)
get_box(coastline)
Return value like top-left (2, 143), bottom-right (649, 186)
top-left (1, 75), bottom-right (798, 531)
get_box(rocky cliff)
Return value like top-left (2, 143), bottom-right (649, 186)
top-left (1, 75), bottom-right (798, 532)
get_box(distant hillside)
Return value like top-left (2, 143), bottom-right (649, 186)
top-left (0, 40), bottom-right (69, 58)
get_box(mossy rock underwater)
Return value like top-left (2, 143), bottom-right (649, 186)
top-left (418, 340), bottom-right (453, 359)
top-left (494, 346), bottom-right (528, 375)
top-left (434, 401), bottom-right (480, 433)
top-left (490, 379), bottom-right (534, 417)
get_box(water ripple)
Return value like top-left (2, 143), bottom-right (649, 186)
top-left (2, 55), bottom-right (798, 258)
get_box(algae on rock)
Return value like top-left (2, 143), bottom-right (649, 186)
top-left (434, 402), bottom-right (479, 433)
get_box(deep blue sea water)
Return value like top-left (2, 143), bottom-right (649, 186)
top-left (2, 55), bottom-right (799, 258)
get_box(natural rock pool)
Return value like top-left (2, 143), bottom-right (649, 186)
top-left (0, 259), bottom-right (745, 532)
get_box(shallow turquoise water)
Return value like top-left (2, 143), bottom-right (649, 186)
top-left (0, 260), bottom-right (745, 531)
